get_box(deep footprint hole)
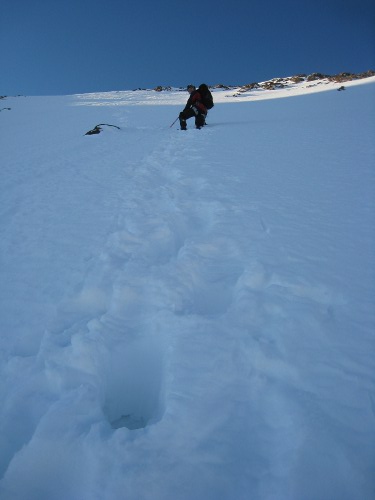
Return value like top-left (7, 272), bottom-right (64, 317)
top-left (103, 337), bottom-right (165, 430)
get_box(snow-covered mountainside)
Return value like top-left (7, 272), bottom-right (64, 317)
top-left (0, 75), bottom-right (374, 500)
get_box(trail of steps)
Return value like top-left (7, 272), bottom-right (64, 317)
top-left (55, 128), bottom-right (250, 430)
top-left (35, 123), bottom-right (344, 443)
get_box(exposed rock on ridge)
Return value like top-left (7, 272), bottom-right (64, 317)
top-left (148, 70), bottom-right (375, 94)
top-left (231, 70), bottom-right (375, 94)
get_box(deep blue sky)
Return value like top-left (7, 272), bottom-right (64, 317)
top-left (1, 0), bottom-right (374, 96)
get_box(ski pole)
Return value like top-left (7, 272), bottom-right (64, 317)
top-left (170, 116), bottom-right (179, 128)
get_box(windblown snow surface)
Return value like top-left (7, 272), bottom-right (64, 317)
top-left (1, 77), bottom-right (375, 500)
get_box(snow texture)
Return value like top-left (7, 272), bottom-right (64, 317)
top-left (1, 77), bottom-right (375, 500)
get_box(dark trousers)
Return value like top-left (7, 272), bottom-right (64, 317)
top-left (179, 109), bottom-right (206, 129)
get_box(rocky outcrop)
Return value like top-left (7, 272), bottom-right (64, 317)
top-left (306, 73), bottom-right (329, 81)
top-left (154, 86), bottom-right (172, 92)
top-left (211, 84), bottom-right (233, 90)
top-left (329, 70), bottom-right (375, 82)
top-left (228, 69), bottom-right (375, 96)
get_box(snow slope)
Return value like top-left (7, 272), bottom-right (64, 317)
top-left (1, 78), bottom-right (375, 500)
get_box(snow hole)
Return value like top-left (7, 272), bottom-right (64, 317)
top-left (103, 337), bottom-right (164, 430)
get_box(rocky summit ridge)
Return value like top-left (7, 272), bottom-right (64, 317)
top-left (150, 70), bottom-right (375, 93)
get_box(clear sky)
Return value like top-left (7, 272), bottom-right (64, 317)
top-left (1, 0), bottom-right (374, 96)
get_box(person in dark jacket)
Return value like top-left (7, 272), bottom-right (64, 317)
top-left (179, 84), bottom-right (207, 130)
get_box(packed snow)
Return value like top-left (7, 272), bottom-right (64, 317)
top-left (1, 77), bottom-right (374, 500)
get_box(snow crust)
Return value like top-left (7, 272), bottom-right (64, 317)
top-left (0, 78), bottom-right (374, 499)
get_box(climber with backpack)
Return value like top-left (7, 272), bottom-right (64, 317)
top-left (178, 83), bottom-right (214, 130)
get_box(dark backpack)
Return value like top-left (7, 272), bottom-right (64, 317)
top-left (198, 84), bottom-right (214, 110)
